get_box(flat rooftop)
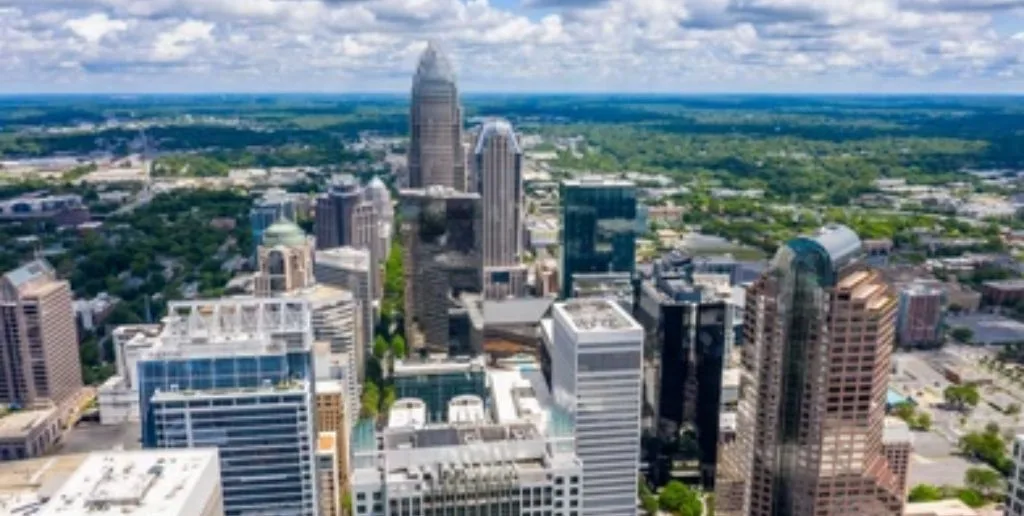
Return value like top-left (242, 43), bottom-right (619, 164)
top-left (982, 279), bottom-right (1024, 290)
top-left (393, 355), bottom-right (486, 377)
top-left (315, 247), bottom-right (371, 271)
top-left (0, 407), bottom-right (57, 440)
top-left (37, 449), bottom-right (219, 516)
top-left (318, 432), bottom-right (336, 454)
top-left (562, 177), bottom-right (635, 188)
top-left (553, 298), bottom-right (641, 333)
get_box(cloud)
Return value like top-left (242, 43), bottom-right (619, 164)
top-left (63, 12), bottom-right (127, 43)
top-left (0, 0), bottom-right (1021, 92)
top-left (151, 19), bottom-right (214, 62)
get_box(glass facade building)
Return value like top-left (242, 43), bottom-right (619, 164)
top-left (138, 352), bottom-right (317, 516)
top-left (559, 179), bottom-right (637, 299)
top-left (392, 358), bottom-right (487, 422)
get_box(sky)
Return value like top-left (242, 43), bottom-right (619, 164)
top-left (0, 0), bottom-right (1023, 94)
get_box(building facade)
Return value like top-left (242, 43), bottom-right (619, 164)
top-left (546, 299), bottom-right (643, 516)
top-left (0, 260), bottom-right (82, 408)
top-left (407, 42), bottom-right (465, 191)
top-left (315, 246), bottom-right (374, 370)
top-left (400, 186), bottom-right (482, 353)
top-left (897, 282), bottom-right (946, 347)
top-left (250, 188), bottom-right (298, 247)
top-left (559, 178), bottom-right (637, 299)
top-left (1008, 435), bottom-right (1024, 516)
top-left (634, 276), bottom-right (734, 489)
top-left (316, 175), bottom-right (363, 250)
top-left (473, 119), bottom-right (524, 265)
top-left (255, 220), bottom-right (315, 297)
top-left (715, 225), bottom-right (906, 516)
top-left (135, 299), bottom-right (319, 516)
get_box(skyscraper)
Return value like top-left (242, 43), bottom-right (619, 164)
top-left (0, 259), bottom-right (82, 408)
top-left (546, 299), bottom-right (643, 516)
top-left (136, 299), bottom-right (319, 516)
top-left (400, 186), bottom-right (482, 353)
top-left (473, 118), bottom-right (527, 299)
top-left (634, 260), bottom-right (737, 488)
top-left (716, 225), bottom-right (906, 516)
top-left (316, 175), bottom-right (363, 250)
top-left (560, 178), bottom-right (638, 299)
top-left (407, 42), bottom-right (465, 190)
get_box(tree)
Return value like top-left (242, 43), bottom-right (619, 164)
top-left (951, 327), bottom-right (974, 344)
top-left (380, 385), bottom-right (396, 414)
top-left (891, 402), bottom-right (916, 421)
top-left (964, 467), bottom-right (1002, 498)
top-left (911, 412), bottom-right (932, 431)
top-left (373, 335), bottom-right (389, 360)
top-left (659, 481), bottom-right (702, 516)
top-left (391, 334), bottom-right (406, 359)
top-left (908, 484), bottom-right (943, 503)
top-left (360, 383), bottom-right (380, 418)
top-left (1008, 403), bottom-right (1021, 416)
top-left (944, 384), bottom-right (980, 412)
top-left (957, 488), bottom-right (986, 508)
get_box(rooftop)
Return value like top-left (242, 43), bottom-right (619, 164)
top-left (318, 432), bottom-right (336, 454)
top-left (882, 417), bottom-right (913, 445)
top-left (562, 177), bottom-right (635, 188)
top-left (903, 499), bottom-right (978, 516)
top-left (393, 355), bottom-right (486, 378)
top-left (315, 247), bottom-right (371, 271)
top-left (982, 279), bottom-right (1024, 290)
top-left (481, 298), bottom-right (553, 326)
top-left (36, 449), bottom-right (220, 516)
top-left (553, 298), bottom-right (641, 333)
top-left (0, 407), bottom-right (57, 440)
top-left (3, 259), bottom-right (55, 292)
top-left (261, 219), bottom-right (308, 248)
top-left (474, 118), bottom-right (521, 155)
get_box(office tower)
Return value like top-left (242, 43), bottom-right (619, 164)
top-left (635, 267), bottom-right (737, 488)
top-left (1008, 435), bottom-right (1024, 515)
top-left (546, 299), bottom-right (643, 516)
top-left (315, 247), bottom-right (374, 365)
top-left (316, 175), bottom-right (363, 249)
top-left (364, 177), bottom-right (393, 225)
top-left (560, 178), bottom-right (638, 299)
top-left (400, 186), bottom-right (482, 353)
top-left (473, 119), bottom-right (527, 299)
top-left (316, 381), bottom-right (351, 512)
top-left (36, 449), bottom-right (225, 516)
top-left (716, 225), bottom-right (905, 516)
top-left (255, 219), bottom-right (315, 296)
top-left (136, 299), bottom-right (318, 516)
top-left (897, 281), bottom-right (946, 347)
top-left (349, 361), bottom-right (581, 516)
top-left (0, 260), bottom-right (82, 408)
top-left (407, 42), bottom-right (465, 190)
top-left (250, 188), bottom-right (297, 246)
top-left (97, 324), bottom-right (162, 424)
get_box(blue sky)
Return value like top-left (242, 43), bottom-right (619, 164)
top-left (0, 0), bottom-right (1022, 93)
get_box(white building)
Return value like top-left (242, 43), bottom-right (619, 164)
top-left (315, 247), bottom-right (375, 368)
top-left (96, 324), bottom-right (162, 424)
top-left (37, 448), bottom-right (224, 516)
top-left (544, 299), bottom-right (643, 516)
top-left (350, 363), bottom-right (583, 516)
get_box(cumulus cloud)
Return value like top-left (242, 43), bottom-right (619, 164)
top-left (0, 0), bottom-right (1021, 92)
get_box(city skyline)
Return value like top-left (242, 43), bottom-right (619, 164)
top-left (0, 1), bottom-right (1022, 94)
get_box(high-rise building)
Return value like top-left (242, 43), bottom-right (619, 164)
top-left (315, 246), bottom-right (374, 367)
top-left (0, 260), bottom-right (82, 408)
top-left (400, 186), bottom-right (482, 353)
top-left (716, 225), bottom-right (906, 516)
top-left (136, 299), bottom-right (319, 516)
top-left (897, 281), bottom-right (946, 347)
top-left (545, 299), bottom-right (643, 516)
top-left (349, 361), bottom-right (581, 516)
top-left (634, 268), bottom-right (738, 488)
top-left (35, 449), bottom-right (225, 516)
top-left (317, 431), bottom-right (342, 516)
top-left (407, 42), bottom-right (465, 191)
top-left (560, 178), bottom-right (638, 299)
top-left (255, 220), bottom-right (315, 297)
top-left (473, 119), bottom-right (526, 299)
top-left (250, 188), bottom-right (298, 247)
top-left (316, 175), bottom-right (363, 250)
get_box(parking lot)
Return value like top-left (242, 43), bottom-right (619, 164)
top-left (892, 348), bottom-right (1024, 486)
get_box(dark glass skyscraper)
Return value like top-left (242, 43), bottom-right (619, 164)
top-left (559, 178), bottom-right (637, 299)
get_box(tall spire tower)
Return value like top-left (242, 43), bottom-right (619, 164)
top-left (407, 41), bottom-right (466, 191)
